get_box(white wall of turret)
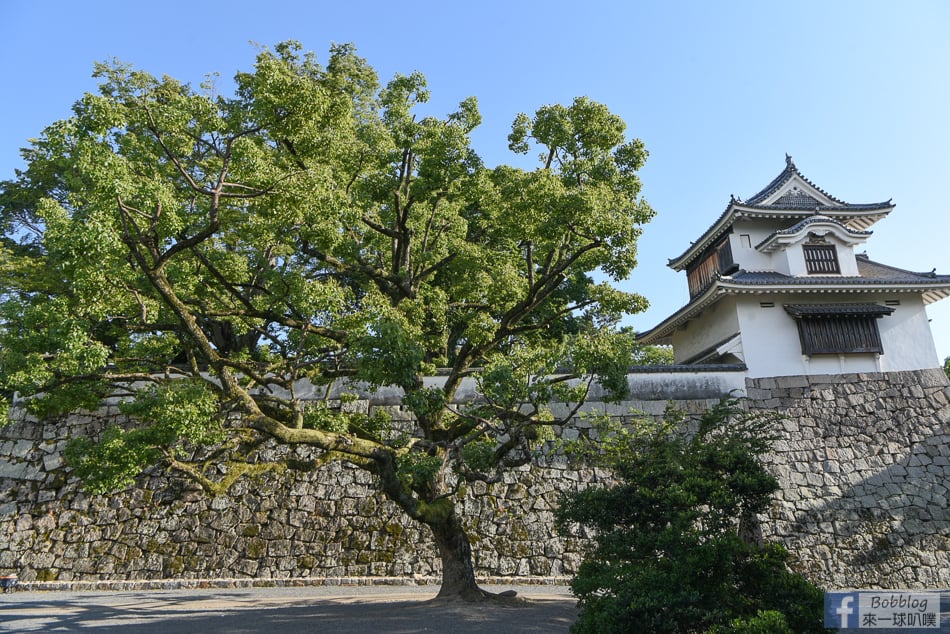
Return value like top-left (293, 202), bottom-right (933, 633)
top-left (736, 293), bottom-right (939, 379)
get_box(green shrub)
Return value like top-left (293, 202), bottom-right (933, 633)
top-left (557, 399), bottom-right (831, 633)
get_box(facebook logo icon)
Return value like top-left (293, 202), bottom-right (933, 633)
top-left (824, 590), bottom-right (943, 629)
top-left (826, 593), bottom-right (860, 629)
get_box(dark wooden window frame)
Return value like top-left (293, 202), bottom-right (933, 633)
top-left (803, 243), bottom-right (840, 274)
top-left (784, 304), bottom-right (894, 355)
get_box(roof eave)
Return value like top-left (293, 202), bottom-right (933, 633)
top-left (639, 278), bottom-right (950, 345)
top-left (718, 279), bottom-right (950, 303)
top-left (638, 283), bottom-right (726, 344)
top-left (667, 205), bottom-right (739, 271)
top-left (667, 203), bottom-right (894, 271)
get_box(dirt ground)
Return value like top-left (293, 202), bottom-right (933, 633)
top-left (0, 585), bottom-right (578, 633)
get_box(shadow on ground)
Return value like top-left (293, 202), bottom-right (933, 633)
top-left (0, 587), bottom-right (578, 633)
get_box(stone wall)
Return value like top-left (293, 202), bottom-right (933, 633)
top-left (0, 389), bottom-right (724, 587)
top-left (748, 368), bottom-right (950, 589)
top-left (1, 367), bottom-right (949, 590)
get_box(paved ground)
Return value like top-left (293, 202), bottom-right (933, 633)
top-left (0, 585), bottom-right (577, 633)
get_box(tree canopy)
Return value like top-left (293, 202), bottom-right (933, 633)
top-left (0, 41), bottom-right (654, 599)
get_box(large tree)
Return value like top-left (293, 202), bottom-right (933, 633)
top-left (0, 42), bottom-right (653, 600)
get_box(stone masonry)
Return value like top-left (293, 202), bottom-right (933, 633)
top-left (1, 368), bottom-right (948, 590)
top-left (749, 368), bottom-right (950, 589)
top-left (0, 389), bottom-right (721, 588)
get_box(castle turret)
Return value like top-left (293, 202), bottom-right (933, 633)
top-left (639, 157), bottom-right (950, 378)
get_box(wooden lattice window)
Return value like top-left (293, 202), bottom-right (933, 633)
top-left (784, 304), bottom-right (893, 355)
top-left (803, 243), bottom-right (840, 274)
top-left (686, 237), bottom-right (737, 298)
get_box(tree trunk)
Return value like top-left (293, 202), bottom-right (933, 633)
top-left (373, 456), bottom-right (517, 603)
top-left (428, 510), bottom-right (490, 601)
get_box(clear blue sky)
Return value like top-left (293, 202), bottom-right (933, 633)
top-left (3, 1), bottom-right (950, 360)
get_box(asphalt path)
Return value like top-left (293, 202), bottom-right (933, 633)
top-left (0, 585), bottom-right (578, 633)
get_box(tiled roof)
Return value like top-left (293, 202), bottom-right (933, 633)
top-left (784, 303), bottom-right (895, 317)
top-left (639, 255), bottom-right (950, 344)
top-left (730, 257), bottom-right (950, 286)
top-left (627, 363), bottom-right (747, 373)
top-left (776, 214), bottom-right (872, 236)
top-left (737, 201), bottom-right (892, 213)
top-left (855, 255), bottom-right (947, 282)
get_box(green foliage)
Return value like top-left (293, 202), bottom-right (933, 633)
top-left (301, 398), bottom-right (396, 440)
top-left (0, 40), bottom-right (656, 592)
top-left (118, 380), bottom-right (223, 446)
top-left (943, 356), bottom-right (950, 381)
top-left (460, 437), bottom-right (496, 472)
top-left (64, 380), bottom-right (223, 493)
top-left (557, 399), bottom-right (830, 633)
top-left (353, 313), bottom-right (426, 391)
top-left (403, 387), bottom-right (447, 420)
top-left (708, 610), bottom-right (792, 634)
top-left (565, 329), bottom-right (636, 401)
top-left (358, 409), bottom-right (393, 442)
top-left (397, 451), bottom-right (443, 494)
top-left (633, 343), bottom-right (675, 365)
top-left (301, 402), bottom-right (351, 434)
top-left (65, 426), bottom-right (162, 494)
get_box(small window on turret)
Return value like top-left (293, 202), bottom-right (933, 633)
top-left (803, 244), bottom-right (840, 274)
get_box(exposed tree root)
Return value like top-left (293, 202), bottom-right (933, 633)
top-left (429, 586), bottom-right (525, 605)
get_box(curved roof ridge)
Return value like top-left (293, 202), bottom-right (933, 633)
top-left (770, 214), bottom-right (873, 238)
top-left (737, 200), bottom-right (894, 212)
top-left (667, 204), bottom-right (892, 270)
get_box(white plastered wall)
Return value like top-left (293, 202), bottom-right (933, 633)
top-left (728, 219), bottom-right (779, 272)
top-left (734, 293), bottom-right (940, 378)
top-left (728, 218), bottom-right (866, 277)
top-left (876, 294), bottom-right (941, 371)
top-left (781, 235), bottom-right (862, 277)
top-left (670, 296), bottom-right (740, 364)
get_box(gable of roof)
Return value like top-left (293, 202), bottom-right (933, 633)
top-left (745, 154), bottom-right (845, 205)
top-left (756, 214), bottom-right (873, 253)
top-left (771, 189), bottom-right (822, 208)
